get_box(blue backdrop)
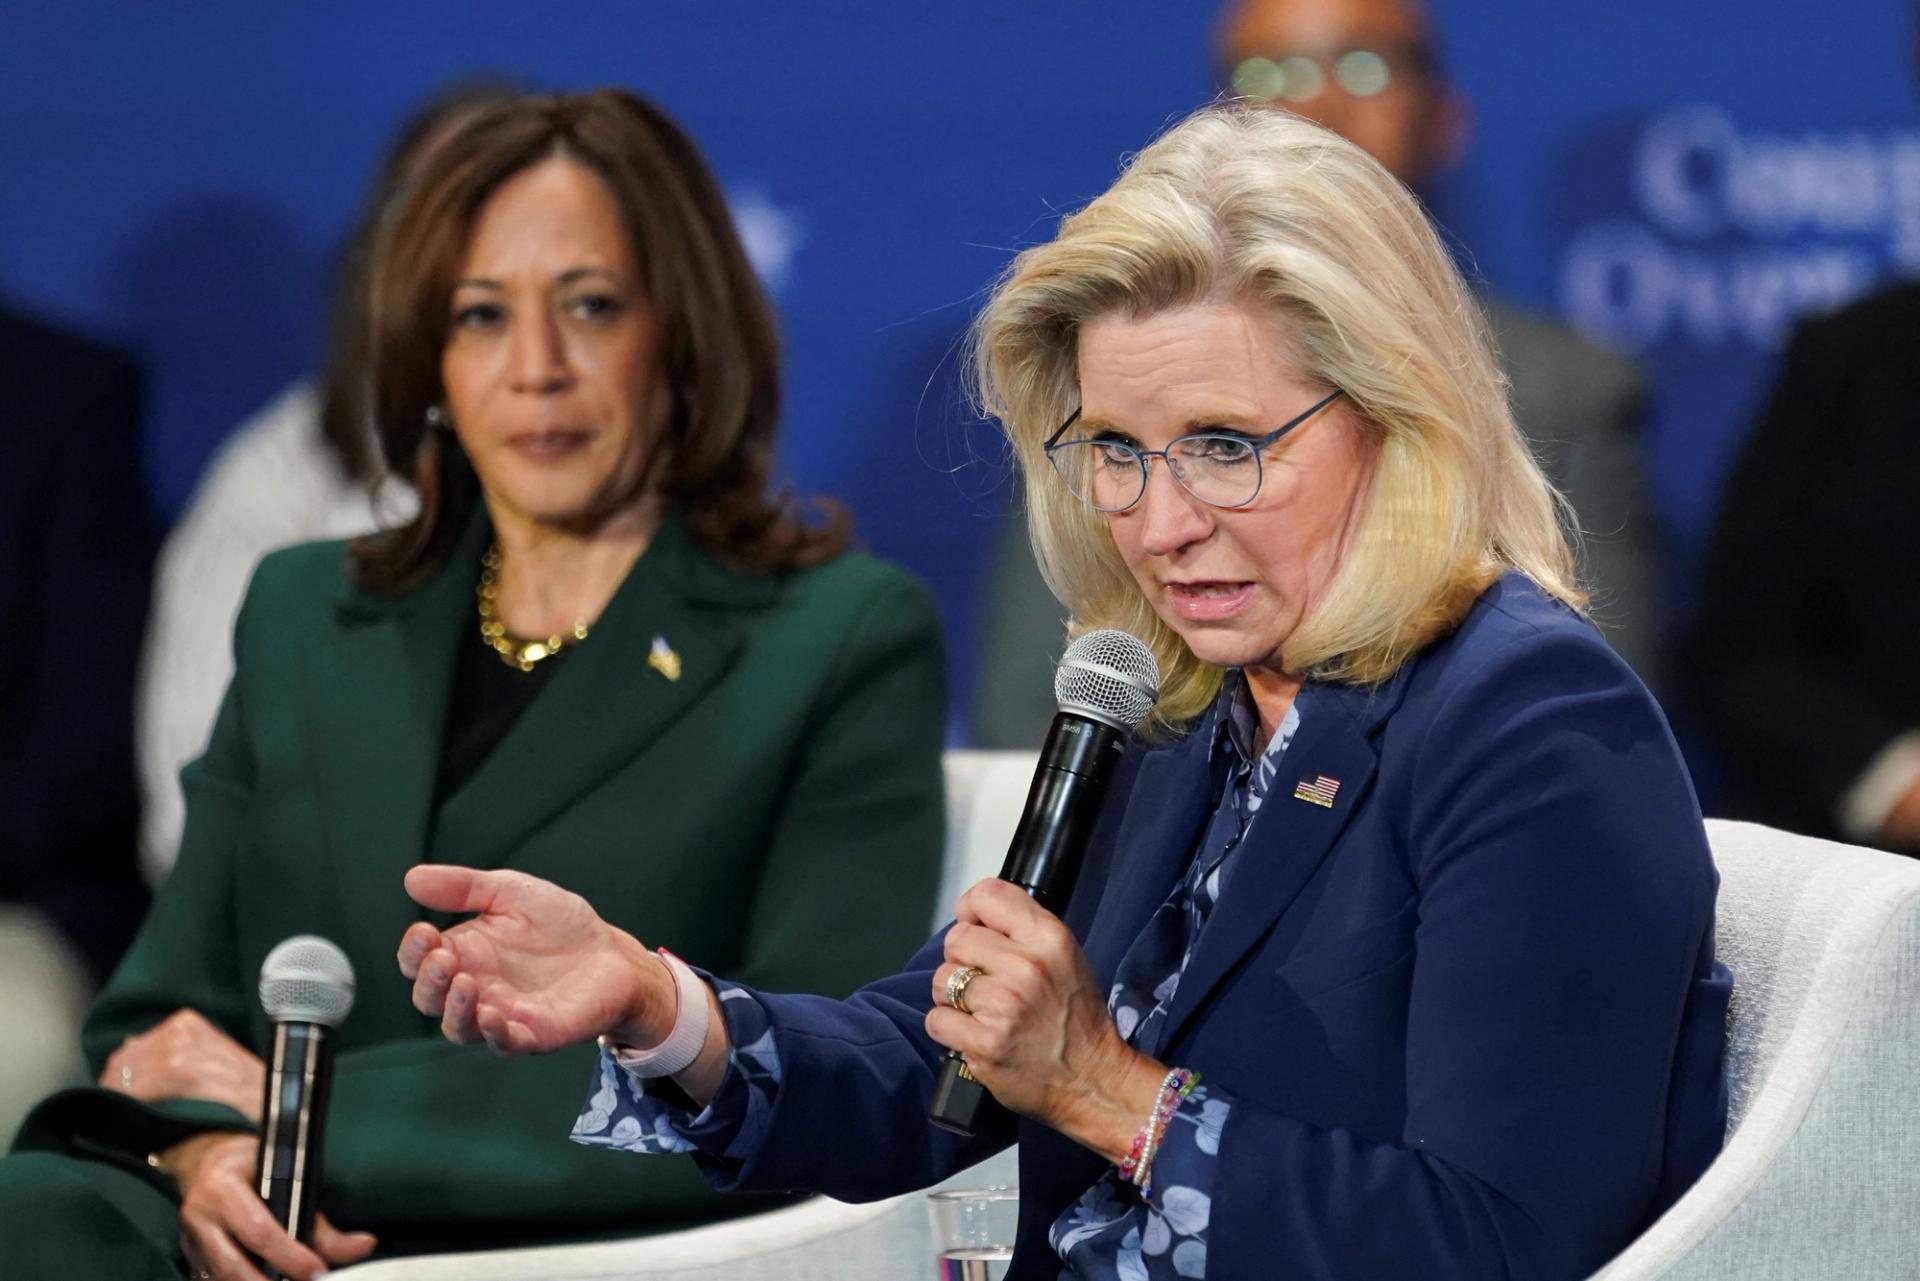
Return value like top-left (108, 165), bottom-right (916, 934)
top-left (3, 1), bottom-right (1913, 730)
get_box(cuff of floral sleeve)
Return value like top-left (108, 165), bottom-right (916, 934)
top-left (614, 1040), bottom-right (758, 1164)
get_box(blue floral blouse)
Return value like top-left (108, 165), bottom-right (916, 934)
top-left (573, 675), bottom-right (1302, 1280)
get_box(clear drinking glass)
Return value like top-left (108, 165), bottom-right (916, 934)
top-left (926, 1186), bottom-right (1018, 1281)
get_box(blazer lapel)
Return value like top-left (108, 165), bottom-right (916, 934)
top-left (427, 512), bottom-right (771, 871)
top-left (1146, 674), bottom-right (1407, 1060)
top-left (309, 517), bottom-right (482, 981)
top-left (1080, 730), bottom-right (1217, 987)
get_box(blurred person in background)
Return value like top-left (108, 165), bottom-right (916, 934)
top-left (0, 305), bottom-right (153, 1143)
top-left (0, 88), bottom-right (946, 1280)
top-left (971, 0), bottom-right (1666, 747)
top-left (135, 82), bottom-right (521, 885)
top-left (1687, 282), bottom-right (1920, 853)
top-left (1685, 13), bottom-right (1920, 855)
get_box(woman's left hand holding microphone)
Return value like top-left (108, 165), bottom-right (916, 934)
top-left (928, 878), bottom-right (1164, 1163)
top-left (398, 866), bottom-right (731, 1102)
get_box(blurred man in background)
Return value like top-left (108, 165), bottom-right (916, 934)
top-left (1685, 13), bottom-right (1920, 853)
top-left (1687, 281), bottom-right (1920, 853)
top-left (971, 0), bottom-right (1667, 747)
top-left (0, 304), bottom-right (153, 1140)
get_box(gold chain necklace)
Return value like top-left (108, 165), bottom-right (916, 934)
top-left (476, 543), bottom-right (590, 672)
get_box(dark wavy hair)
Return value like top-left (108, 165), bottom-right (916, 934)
top-left (316, 80), bottom-right (523, 484)
top-left (352, 88), bottom-right (848, 594)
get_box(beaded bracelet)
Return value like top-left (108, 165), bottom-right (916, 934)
top-left (1117, 1129), bottom-right (1149, 1183)
top-left (1128, 1069), bottom-right (1183, 1192)
top-left (1136, 1069), bottom-right (1192, 1200)
top-left (1118, 1083), bottom-right (1161, 1183)
top-left (1133, 1103), bottom-right (1170, 1194)
top-left (1140, 1068), bottom-right (1201, 1200)
top-left (1121, 1067), bottom-right (1200, 1201)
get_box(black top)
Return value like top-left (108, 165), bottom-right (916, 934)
top-left (436, 632), bottom-right (568, 802)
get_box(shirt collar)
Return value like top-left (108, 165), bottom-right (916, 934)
top-left (1206, 671), bottom-right (1261, 770)
top-left (1207, 670), bottom-right (1305, 772)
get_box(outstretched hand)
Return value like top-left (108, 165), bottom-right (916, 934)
top-left (398, 866), bottom-right (673, 1055)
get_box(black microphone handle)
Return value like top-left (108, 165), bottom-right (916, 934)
top-left (928, 711), bottom-right (1126, 1136)
top-left (254, 1020), bottom-right (336, 1275)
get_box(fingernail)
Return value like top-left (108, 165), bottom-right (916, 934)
top-left (428, 964), bottom-right (447, 982)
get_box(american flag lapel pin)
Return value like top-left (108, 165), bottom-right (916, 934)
top-left (1293, 773), bottom-right (1341, 808)
top-left (648, 634), bottom-right (682, 682)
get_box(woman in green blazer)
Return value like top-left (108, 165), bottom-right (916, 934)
top-left (0, 89), bottom-right (945, 1281)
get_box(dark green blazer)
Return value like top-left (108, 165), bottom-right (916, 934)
top-left (17, 510), bottom-right (947, 1256)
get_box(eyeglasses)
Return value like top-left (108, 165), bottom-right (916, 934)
top-left (1043, 388), bottom-right (1346, 513)
top-left (1225, 43), bottom-right (1431, 104)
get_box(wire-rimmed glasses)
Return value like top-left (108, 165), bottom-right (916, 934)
top-left (1223, 40), bottom-right (1435, 105)
top-left (1043, 388), bottom-right (1345, 513)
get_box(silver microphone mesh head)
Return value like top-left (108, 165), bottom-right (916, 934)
top-left (259, 935), bottom-right (357, 1027)
top-left (1054, 629), bottom-right (1160, 730)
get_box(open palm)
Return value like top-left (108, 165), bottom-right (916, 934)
top-left (399, 866), bottom-right (666, 1055)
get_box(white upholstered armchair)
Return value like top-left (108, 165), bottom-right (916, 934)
top-left (1594, 819), bottom-right (1920, 1278)
top-left (338, 769), bottom-right (1920, 1280)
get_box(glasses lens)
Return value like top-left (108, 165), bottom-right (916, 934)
top-left (1049, 440), bottom-right (1145, 512)
top-left (1228, 54), bottom-right (1328, 102)
top-left (1275, 55), bottom-right (1326, 102)
top-left (1333, 49), bottom-right (1392, 96)
top-left (1229, 56), bottom-right (1285, 100)
top-left (1169, 436), bottom-right (1262, 507)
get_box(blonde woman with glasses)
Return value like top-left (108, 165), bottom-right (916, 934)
top-left (402, 103), bottom-right (1729, 1280)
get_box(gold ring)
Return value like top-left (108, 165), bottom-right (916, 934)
top-left (945, 965), bottom-right (984, 1014)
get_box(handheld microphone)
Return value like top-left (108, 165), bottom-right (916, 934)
top-left (254, 935), bottom-right (355, 1273)
top-left (928, 629), bottom-right (1159, 1136)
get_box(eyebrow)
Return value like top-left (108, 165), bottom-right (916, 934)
top-left (1075, 411), bottom-right (1264, 435)
top-left (453, 266), bottom-right (626, 291)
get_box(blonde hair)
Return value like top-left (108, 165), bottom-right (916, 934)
top-left (974, 102), bottom-right (1583, 729)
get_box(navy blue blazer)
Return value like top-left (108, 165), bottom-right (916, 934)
top-left (698, 574), bottom-right (1730, 1280)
